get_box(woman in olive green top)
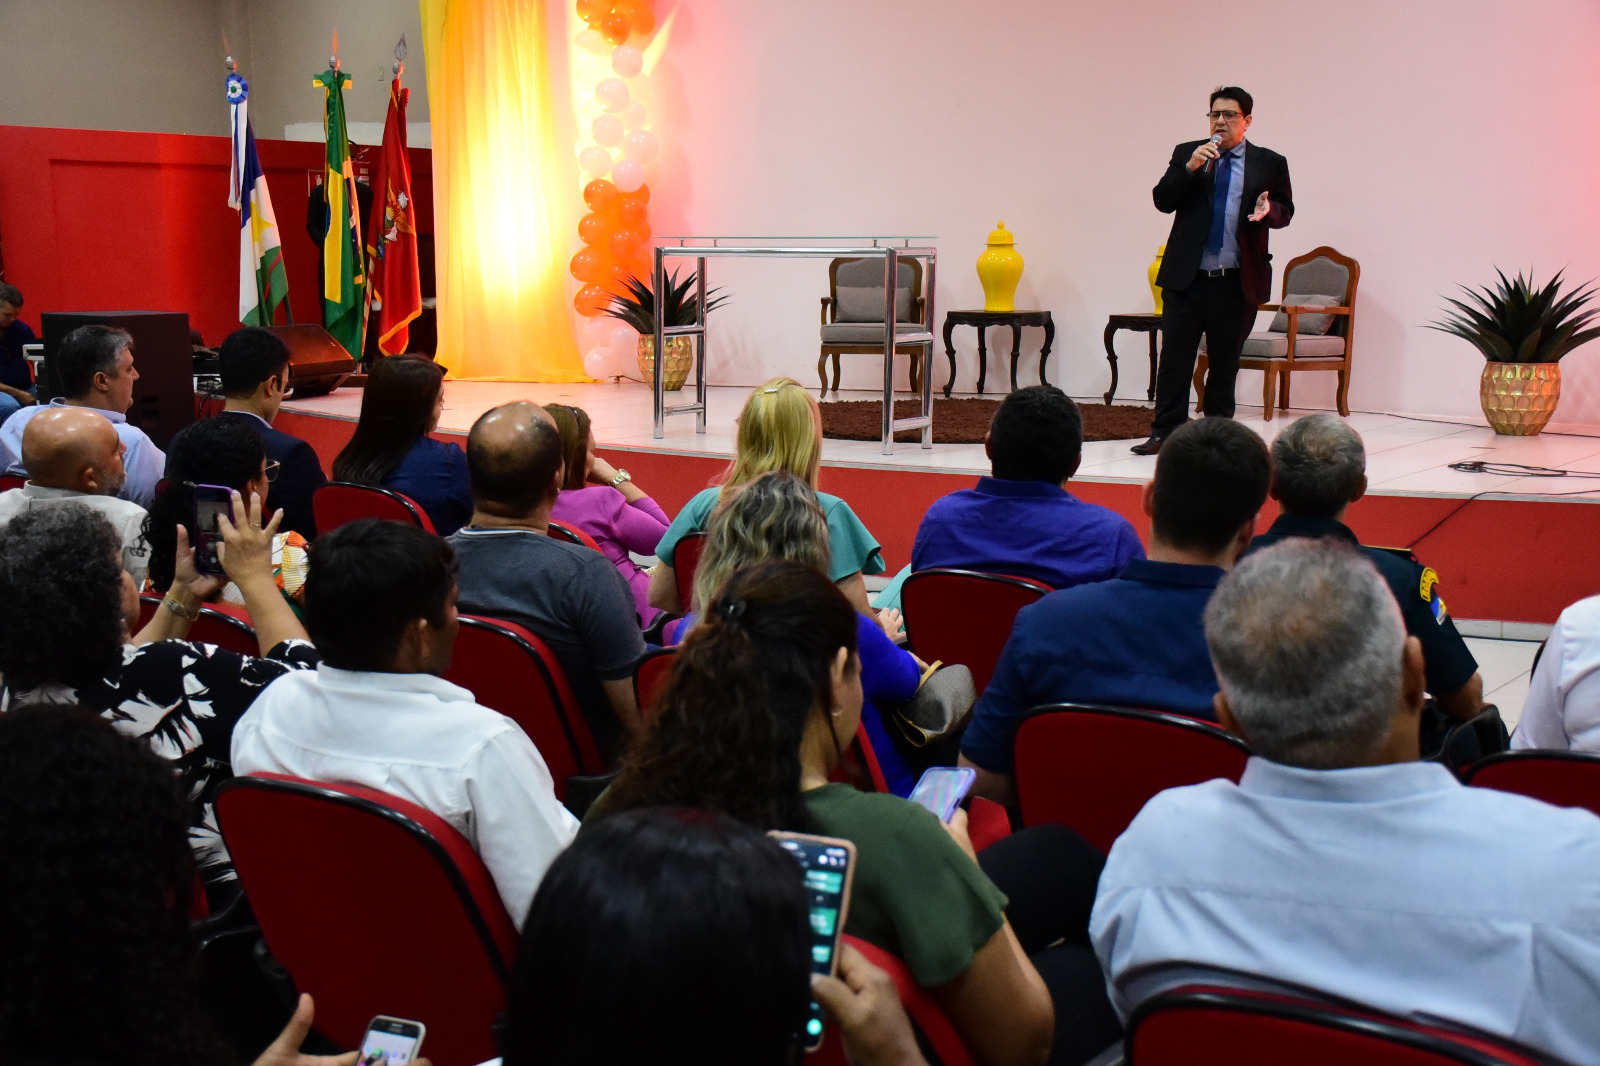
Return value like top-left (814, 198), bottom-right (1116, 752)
top-left (603, 559), bottom-right (1120, 1066)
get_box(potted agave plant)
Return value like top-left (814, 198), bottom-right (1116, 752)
top-left (1430, 269), bottom-right (1600, 435)
top-left (604, 268), bottom-right (729, 391)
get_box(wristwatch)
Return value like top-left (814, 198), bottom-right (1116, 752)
top-left (609, 468), bottom-right (632, 487)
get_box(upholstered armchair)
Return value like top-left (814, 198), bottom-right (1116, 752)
top-left (818, 257), bottom-right (928, 397)
top-left (1195, 246), bottom-right (1360, 420)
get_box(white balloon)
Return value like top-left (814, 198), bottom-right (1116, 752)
top-left (609, 322), bottom-right (640, 357)
top-left (595, 77), bottom-right (630, 113)
top-left (581, 313), bottom-right (615, 350)
top-left (591, 113), bottom-right (624, 148)
top-left (610, 44), bottom-right (643, 78)
top-left (578, 145), bottom-right (613, 177)
top-left (575, 29), bottom-right (609, 55)
top-left (622, 129), bottom-right (658, 164)
top-left (619, 101), bottom-right (648, 130)
top-left (612, 159), bottom-right (645, 193)
top-left (582, 347), bottom-right (613, 379)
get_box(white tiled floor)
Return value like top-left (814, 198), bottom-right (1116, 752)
top-left (1464, 636), bottom-right (1542, 731)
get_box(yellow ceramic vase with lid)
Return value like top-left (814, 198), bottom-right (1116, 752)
top-left (976, 221), bottom-right (1024, 313)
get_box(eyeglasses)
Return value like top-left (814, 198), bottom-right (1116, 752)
top-left (264, 460), bottom-right (281, 484)
top-left (1206, 110), bottom-right (1243, 121)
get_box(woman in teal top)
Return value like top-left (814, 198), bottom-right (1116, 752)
top-left (604, 559), bottom-right (1121, 1066)
top-left (648, 378), bottom-right (884, 616)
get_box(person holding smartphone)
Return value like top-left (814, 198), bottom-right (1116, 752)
top-left (600, 560), bottom-right (1120, 1066)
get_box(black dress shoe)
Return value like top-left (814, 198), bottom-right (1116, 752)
top-left (1130, 435), bottom-right (1164, 456)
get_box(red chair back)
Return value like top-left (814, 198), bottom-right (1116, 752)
top-left (813, 936), bottom-right (975, 1066)
top-left (548, 520), bottom-right (603, 551)
top-left (313, 481), bottom-right (436, 534)
top-left (673, 531), bottom-right (708, 609)
top-left (826, 724), bottom-right (890, 795)
top-left (634, 646), bottom-right (679, 717)
top-left (136, 592), bottom-right (259, 657)
top-left (0, 474), bottom-right (24, 493)
top-left (441, 616), bottom-right (604, 792)
top-left (1014, 704), bottom-right (1250, 853)
top-left (214, 774), bottom-right (517, 1066)
top-left (901, 569), bottom-right (1050, 694)
top-left (1127, 985), bottom-right (1548, 1066)
top-left (1463, 750), bottom-right (1600, 818)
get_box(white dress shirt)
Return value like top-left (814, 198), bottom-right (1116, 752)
top-left (1513, 594), bottom-right (1600, 752)
top-left (0, 399), bottom-right (166, 508)
top-left (1091, 756), bottom-right (1600, 1064)
top-left (231, 665), bottom-right (580, 926)
top-left (0, 483), bottom-right (149, 587)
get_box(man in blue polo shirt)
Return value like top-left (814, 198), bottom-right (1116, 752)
top-left (912, 385), bottom-right (1144, 589)
top-left (961, 417), bottom-right (1271, 804)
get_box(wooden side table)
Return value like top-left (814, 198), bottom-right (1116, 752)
top-left (940, 310), bottom-right (1055, 397)
top-left (1103, 312), bottom-right (1162, 405)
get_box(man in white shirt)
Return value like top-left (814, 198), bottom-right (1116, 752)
top-left (0, 406), bottom-right (149, 586)
top-left (232, 518), bottom-right (579, 926)
top-left (0, 325), bottom-right (165, 507)
top-left (1512, 594), bottom-right (1600, 752)
top-left (1091, 539), bottom-right (1600, 1065)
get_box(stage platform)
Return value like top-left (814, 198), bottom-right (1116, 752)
top-left (277, 381), bottom-right (1600, 627)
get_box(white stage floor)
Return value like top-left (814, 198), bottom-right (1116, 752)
top-left (285, 381), bottom-right (1600, 503)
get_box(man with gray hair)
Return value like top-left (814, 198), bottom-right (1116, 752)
top-left (1090, 540), bottom-right (1600, 1064)
top-left (1247, 413), bottom-right (1483, 727)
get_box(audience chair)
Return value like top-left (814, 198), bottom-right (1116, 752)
top-left (136, 592), bottom-right (259, 657)
top-left (442, 616), bottom-right (606, 799)
top-left (901, 569), bottom-right (1051, 696)
top-left (1462, 750), bottom-right (1600, 819)
top-left (312, 481), bottom-right (437, 534)
top-left (0, 474), bottom-right (23, 492)
top-left (1194, 246), bottom-right (1360, 420)
top-left (548, 519), bottom-right (602, 551)
top-left (633, 646), bottom-right (679, 718)
top-left (818, 256), bottom-right (930, 397)
top-left (1013, 704), bottom-right (1250, 854)
top-left (826, 723), bottom-right (891, 795)
top-left (1123, 985), bottom-right (1548, 1066)
top-left (813, 936), bottom-right (976, 1066)
top-left (214, 774), bottom-right (517, 1066)
top-left (673, 531), bottom-right (708, 610)
top-left (1431, 706), bottom-right (1509, 772)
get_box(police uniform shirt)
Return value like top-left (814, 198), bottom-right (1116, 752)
top-left (1246, 514), bottom-right (1478, 697)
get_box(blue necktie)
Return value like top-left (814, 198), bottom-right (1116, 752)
top-left (1205, 153), bottom-right (1232, 257)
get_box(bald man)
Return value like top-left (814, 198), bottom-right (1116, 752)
top-left (448, 401), bottom-right (645, 758)
top-left (0, 406), bottom-right (150, 585)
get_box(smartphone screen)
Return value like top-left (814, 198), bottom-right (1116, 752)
top-left (191, 484), bottom-right (233, 576)
top-left (770, 832), bottom-right (855, 1052)
top-left (908, 766), bottom-right (976, 823)
top-left (358, 1016), bottom-right (425, 1066)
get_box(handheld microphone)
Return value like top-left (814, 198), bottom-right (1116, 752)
top-left (1203, 133), bottom-right (1223, 173)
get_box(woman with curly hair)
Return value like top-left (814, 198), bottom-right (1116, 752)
top-left (602, 559), bottom-right (1122, 1066)
top-left (648, 378), bottom-right (884, 616)
top-left (0, 704), bottom-right (358, 1066)
top-left (0, 496), bottom-right (315, 894)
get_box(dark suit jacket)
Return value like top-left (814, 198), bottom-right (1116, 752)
top-left (1153, 140), bottom-right (1293, 306)
top-left (216, 410), bottom-right (327, 538)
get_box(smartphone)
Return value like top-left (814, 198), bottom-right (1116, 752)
top-left (357, 1016), bottom-right (425, 1066)
top-left (191, 483), bottom-right (234, 577)
top-left (770, 831), bottom-right (856, 1053)
top-left (908, 766), bottom-right (976, 823)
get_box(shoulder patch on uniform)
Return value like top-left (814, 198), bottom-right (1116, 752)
top-left (1419, 567), bottom-right (1448, 623)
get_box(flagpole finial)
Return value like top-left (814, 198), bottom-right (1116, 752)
top-left (393, 33), bottom-right (407, 76)
top-left (225, 55), bottom-right (236, 73)
top-left (330, 27), bottom-right (340, 71)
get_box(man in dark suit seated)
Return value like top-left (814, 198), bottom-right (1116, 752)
top-left (185, 327), bottom-right (327, 537)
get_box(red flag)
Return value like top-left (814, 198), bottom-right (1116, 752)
top-left (366, 76), bottom-right (422, 355)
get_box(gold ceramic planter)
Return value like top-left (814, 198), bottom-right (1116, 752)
top-left (1480, 361), bottom-right (1561, 435)
top-left (638, 335), bottom-right (693, 391)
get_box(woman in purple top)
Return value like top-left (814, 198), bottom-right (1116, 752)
top-left (546, 404), bottom-right (671, 627)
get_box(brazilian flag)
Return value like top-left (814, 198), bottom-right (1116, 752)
top-left (313, 66), bottom-right (364, 359)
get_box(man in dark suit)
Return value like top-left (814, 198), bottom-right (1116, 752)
top-left (184, 327), bottom-right (327, 536)
top-left (1133, 86), bottom-right (1293, 455)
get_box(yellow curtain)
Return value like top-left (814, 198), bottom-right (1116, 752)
top-left (419, 0), bottom-right (588, 381)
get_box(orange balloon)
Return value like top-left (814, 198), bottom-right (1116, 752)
top-left (578, 212), bottom-right (610, 246)
top-left (608, 228), bottom-right (640, 260)
top-left (574, 283), bottom-right (613, 317)
top-left (635, 219), bottom-right (652, 243)
top-left (629, 182), bottom-right (650, 205)
top-left (600, 11), bottom-right (632, 44)
top-left (615, 0), bottom-right (655, 36)
top-left (583, 179), bottom-right (621, 215)
top-left (616, 195), bottom-right (648, 228)
top-left (576, 0), bottom-right (613, 26)
top-left (569, 247), bottom-right (610, 283)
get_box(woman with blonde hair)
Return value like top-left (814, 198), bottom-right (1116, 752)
top-left (649, 378), bottom-right (883, 615)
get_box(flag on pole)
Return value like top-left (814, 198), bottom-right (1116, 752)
top-left (365, 70), bottom-right (422, 355)
top-left (312, 62), bottom-right (364, 359)
top-left (227, 71), bottom-right (290, 327)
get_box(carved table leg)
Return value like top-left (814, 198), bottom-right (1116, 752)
top-left (1103, 322), bottom-right (1120, 405)
top-left (1009, 323), bottom-right (1022, 393)
top-left (942, 317), bottom-right (958, 398)
top-left (1146, 330), bottom-right (1159, 402)
top-left (1039, 315), bottom-right (1055, 387)
top-left (976, 326), bottom-right (988, 395)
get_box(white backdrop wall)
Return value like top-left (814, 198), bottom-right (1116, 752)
top-left (635, 0), bottom-right (1600, 421)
